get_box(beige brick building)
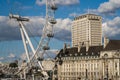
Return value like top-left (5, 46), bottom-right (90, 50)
top-left (72, 14), bottom-right (102, 47)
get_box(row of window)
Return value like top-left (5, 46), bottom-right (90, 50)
top-left (62, 56), bottom-right (99, 60)
top-left (74, 15), bottom-right (101, 21)
top-left (64, 67), bottom-right (99, 72)
top-left (60, 72), bottom-right (100, 76)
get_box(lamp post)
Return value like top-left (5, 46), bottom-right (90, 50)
top-left (116, 72), bottom-right (117, 80)
top-left (86, 69), bottom-right (88, 80)
top-left (103, 54), bottom-right (108, 80)
top-left (106, 67), bottom-right (108, 80)
top-left (32, 74), bottom-right (35, 80)
top-left (85, 59), bottom-right (88, 80)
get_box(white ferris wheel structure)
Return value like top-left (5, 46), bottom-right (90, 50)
top-left (9, 0), bottom-right (58, 79)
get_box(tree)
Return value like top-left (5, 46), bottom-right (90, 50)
top-left (9, 62), bottom-right (18, 67)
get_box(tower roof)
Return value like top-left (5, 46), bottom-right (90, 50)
top-left (74, 13), bottom-right (101, 20)
top-left (103, 40), bottom-right (120, 51)
top-left (56, 46), bottom-right (103, 58)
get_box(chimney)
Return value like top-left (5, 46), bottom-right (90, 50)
top-left (67, 44), bottom-right (71, 48)
top-left (63, 43), bottom-right (67, 53)
top-left (104, 37), bottom-right (109, 48)
top-left (86, 41), bottom-right (89, 52)
top-left (78, 42), bottom-right (81, 52)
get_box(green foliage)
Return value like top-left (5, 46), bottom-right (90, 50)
top-left (9, 62), bottom-right (18, 67)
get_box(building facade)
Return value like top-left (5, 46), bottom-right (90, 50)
top-left (56, 45), bottom-right (103, 80)
top-left (55, 14), bottom-right (120, 80)
top-left (55, 39), bottom-right (120, 80)
top-left (100, 40), bottom-right (120, 80)
top-left (42, 59), bottom-right (55, 71)
top-left (72, 14), bottom-right (102, 47)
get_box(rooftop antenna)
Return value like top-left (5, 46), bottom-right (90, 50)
top-left (88, 6), bottom-right (90, 14)
top-left (73, 12), bottom-right (76, 18)
top-left (87, 0), bottom-right (90, 14)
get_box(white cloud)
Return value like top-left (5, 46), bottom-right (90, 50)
top-left (98, 0), bottom-right (120, 14)
top-left (102, 17), bottom-right (120, 37)
top-left (27, 17), bottom-right (72, 41)
top-left (0, 57), bottom-right (4, 60)
top-left (8, 53), bottom-right (16, 58)
top-left (0, 16), bottom-right (44, 41)
top-left (0, 16), bottom-right (72, 41)
top-left (20, 53), bottom-right (27, 60)
top-left (69, 12), bottom-right (80, 17)
top-left (85, 9), bottom-right (99, 15)
top-left (44, 49), bottom-right (58, 58)
top-left (56, 18), bottom-right (72, 31)
top-left (55, 18), bottom-right (72, 41)
top-left (36, 0), bottom-right (79, 6)
top-left (25, 16), bottom-right (45, 36)
top-left (0, 16), bottom-right (17, 27)
top-left (20, 49), bottom-right (58, 61)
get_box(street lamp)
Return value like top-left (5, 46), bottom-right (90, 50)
top-left (103, 53), bottom-right (108, 80)
top-left (106, 68), bottom-right (108, 80)
top-left (86, 69), bottom-right (88, 80)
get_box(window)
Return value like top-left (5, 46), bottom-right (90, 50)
top-left (104, 53), bottom-right (108, 58)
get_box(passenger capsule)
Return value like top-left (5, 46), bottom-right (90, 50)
top-left (37, 57), bottom-right (44, 61)
top-left (51, 5), bottom-right (57, 10)
top-left (43, 46), bottom-right (50, 50)
top-left (49, 19), bottom-right (57, 24)
top-left (47, 33), bottom-right (54, 37)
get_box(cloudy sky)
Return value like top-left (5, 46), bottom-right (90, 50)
top-left (0, 0), bottom-right (120, 62)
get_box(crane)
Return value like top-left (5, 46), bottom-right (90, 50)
top-left (9, 0), bottom-right (57, 79)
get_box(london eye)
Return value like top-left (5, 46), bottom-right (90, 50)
top-left (9, 0), bottom-right (58, 79)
